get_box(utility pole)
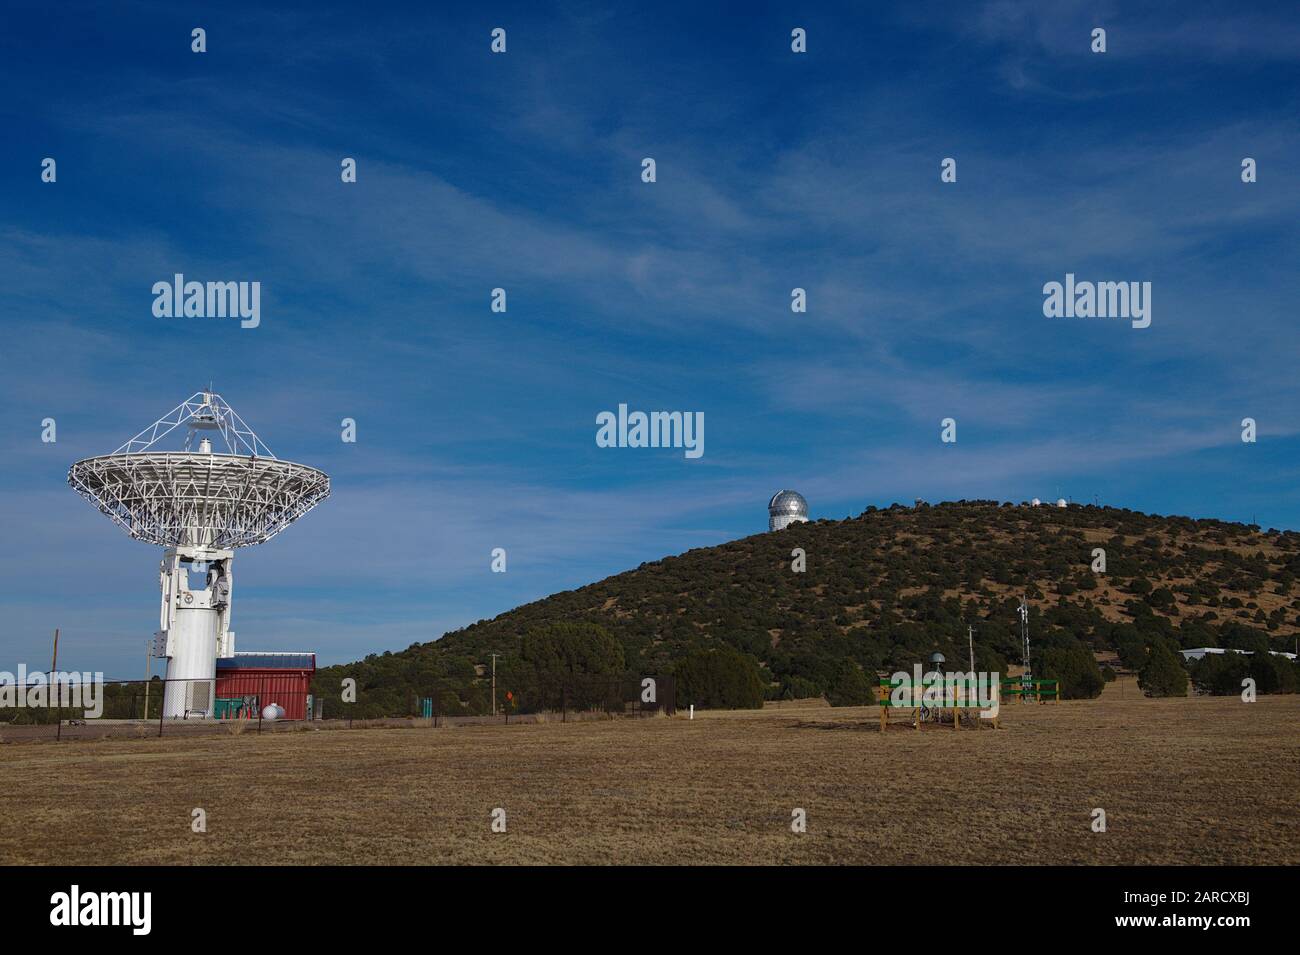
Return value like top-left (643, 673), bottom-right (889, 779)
top-left (490, 653), bottom-right (498, 716)
top-left (50, 628), bottom-right (60, 730)
top-left (967, 624), bottom-right (976, 674)
top-left (144, 639), bottom-right (153, 720)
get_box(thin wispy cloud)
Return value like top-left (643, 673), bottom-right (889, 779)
top-left (1, 2), bottom-right (1296, 675)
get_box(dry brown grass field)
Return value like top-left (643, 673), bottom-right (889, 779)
top-left (2, 679), bottom-right (1296, 865)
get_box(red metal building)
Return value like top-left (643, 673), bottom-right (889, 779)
top-left (215, 652), bottom-right (316, 720)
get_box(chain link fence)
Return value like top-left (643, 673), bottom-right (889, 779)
top-left (2, 674), bottom-right (675, 741)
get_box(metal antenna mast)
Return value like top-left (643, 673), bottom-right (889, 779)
top-left (1018, 596), bottom-right (1031, 689)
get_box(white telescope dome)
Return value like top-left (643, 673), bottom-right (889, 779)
top-left (768, 490), bottom-right (809, 531)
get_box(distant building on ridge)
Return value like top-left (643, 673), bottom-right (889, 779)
top-left (768, 490), bottom-right (809, 531)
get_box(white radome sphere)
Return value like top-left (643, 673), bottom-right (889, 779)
top-left (1056, 498), bottom-right (1067, 508)
top-left (1031, 498), bottom-right (1041, 507)
top-left (261, 704), bottom-right (280, 721)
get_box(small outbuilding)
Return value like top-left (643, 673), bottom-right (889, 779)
top-left (215, 652), bottom-right (316, 720)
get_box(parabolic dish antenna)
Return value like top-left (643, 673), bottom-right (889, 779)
top-left (68, 390), bottom-right (329, 549)
top-left (68, 390), bottom-right (330, 718)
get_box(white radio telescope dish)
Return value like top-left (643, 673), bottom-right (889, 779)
top-left (68, 390), bottom-right (329, 548)
top-left (68, 390), bottom-right (330, 719)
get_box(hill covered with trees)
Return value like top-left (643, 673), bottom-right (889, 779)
top-left (314, 502), bottom-right (1300, 714)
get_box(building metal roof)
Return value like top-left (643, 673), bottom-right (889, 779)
top-left (217, 652), bottom-right (316, 670)
top-left (1180, 647), bottom-right (1298, 662)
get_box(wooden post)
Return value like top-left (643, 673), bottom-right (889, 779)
top-left (49, 629), bottom-right (60, 739)
top-left (879, 702), bottom-right (887, 733)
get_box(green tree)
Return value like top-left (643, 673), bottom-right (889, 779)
top-left (520, 622), bottom-right (625, 676)
top-left (674, 647), bottom-right (766, 710)
top-left (1148, 587), bottom-right (1176, 610)
top-left (1188, 653), bottom-right (1250, 696)
top-left (780, 675), bottom-right (822, 700)
top-left (1036, 645), bottom-right (1105, 699)
top-left (1138, 642), bottom-right (1189, 697)
top-left (1112, 626), bottom-right (1147, 670)
top-left (1219, 623), bottom-right (1269, 655)
top-left (1248, 652), bottom-right (1297, 695)
top-left (825, 661), bottom-right (875, 707)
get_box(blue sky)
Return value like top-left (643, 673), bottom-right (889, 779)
top-left (2, 1), bottom-right (1298, 677)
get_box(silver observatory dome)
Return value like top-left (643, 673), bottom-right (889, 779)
top-left (768, 490), bottom-right (809, 531)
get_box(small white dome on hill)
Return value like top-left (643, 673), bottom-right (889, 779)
top-left (768, 490), bottom-right (809, 531)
